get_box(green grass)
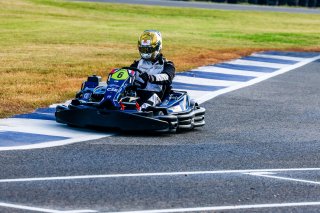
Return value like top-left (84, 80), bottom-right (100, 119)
top-left (0, 0), bottom-right (319, 117)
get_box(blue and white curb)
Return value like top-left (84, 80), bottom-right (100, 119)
top-left (0, 116), bottom-right (108, 151)
top-left (173, 51), bottom-right (320, 104)
top-left (0, 51), bottom-right (319, 151)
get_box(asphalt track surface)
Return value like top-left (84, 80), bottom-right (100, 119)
top-left (0, 59), bottom-right (320, 212)
top-left (73, 0), bottom-right (320, 14)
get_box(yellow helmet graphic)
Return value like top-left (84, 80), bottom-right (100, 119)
top-left (138, 30), bottom-right (162, 60)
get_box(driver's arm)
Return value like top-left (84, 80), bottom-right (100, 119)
top-left (130, 60), bottom-right (139, 68)
top-left (151, 61), bottom-right (175, 85)
top-left (130, 60), bottom-right (175, 85)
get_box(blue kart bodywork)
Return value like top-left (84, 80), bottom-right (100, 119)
top-left (55, 68), bottom-right (205, 132)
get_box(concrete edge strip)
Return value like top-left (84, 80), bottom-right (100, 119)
top-left (71, 0), bottom-right (320, 14)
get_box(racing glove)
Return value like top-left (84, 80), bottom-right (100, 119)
top-left (139, 72), bottom-right (156, 83)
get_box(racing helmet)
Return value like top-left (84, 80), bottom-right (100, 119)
top-left (138, 30), bottom-right (162, 60)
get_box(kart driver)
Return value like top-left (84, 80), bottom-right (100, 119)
top-left (130, 30), bottom-right (175, 109)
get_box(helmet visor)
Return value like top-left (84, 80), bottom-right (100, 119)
top-left (139, 46), bottom-right (155, 54)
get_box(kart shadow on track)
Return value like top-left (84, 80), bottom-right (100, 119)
top-left (55, 67), bottom-right (205, 133)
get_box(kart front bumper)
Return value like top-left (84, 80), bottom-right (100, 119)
top-left (55, 105), bottom-right (178, 132)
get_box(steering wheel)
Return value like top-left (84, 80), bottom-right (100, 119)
top-left (121, 67), bottom-right (147, 89)
top-left (122, 66), bottom-right (142, 74)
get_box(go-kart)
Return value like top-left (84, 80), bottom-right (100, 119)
top-left (55, 67), bottom-right (205, 133)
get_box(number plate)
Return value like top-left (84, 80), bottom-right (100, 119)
top-left (111, 69), bottom-right (129, 80)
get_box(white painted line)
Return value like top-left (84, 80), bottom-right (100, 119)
top-left (1, 168), bottom-right (320, 183)
top-left (174, 75), bottom-right (239, 87)
top-left (196, 54), bottom-right (320, 104)
top-left (0, 202), bottom-right (97, 213)
top-left (192, 66), bottom-right (265, 77)
top-left (0, 135), bottom-right (108, 151)
top-left (227, 59), bottom-right (288, 68)
top-left (247, 172), bottom-right (320, 185)
top-left (109, 201), bottom-right (320, 213)
top-left (252, 53), bottom-right (306, 61)
top-left (0, 202), bottom-right (57, 213)
top-left (60, 211), bottom-right (97, 213)
top-left (246, 172), bottom-right (275, 175)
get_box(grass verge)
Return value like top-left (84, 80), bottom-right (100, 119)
top-left (0, 0), bottom-right (319, 117)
